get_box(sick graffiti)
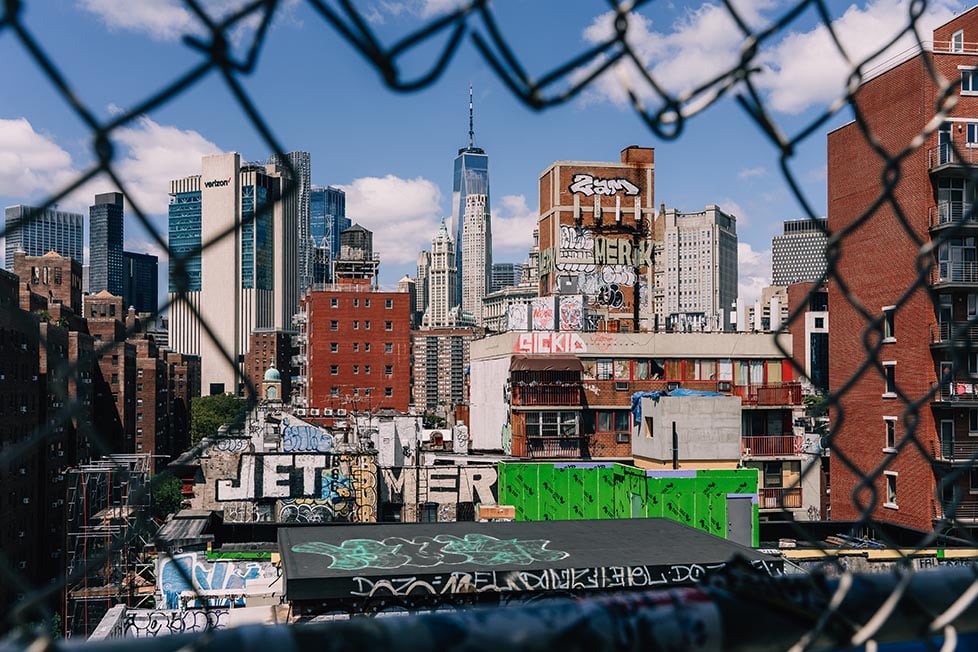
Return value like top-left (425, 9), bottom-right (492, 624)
top-left (292, 534), bottom-right (570, 570)
top-left (568, 174), bottom-right (640, 197)
top-left (279, 499), bottom-right (338, 523)
top-left (514, 332), bottom-right (587, 354)
top-left (281, 418), bottom-right (333, 452)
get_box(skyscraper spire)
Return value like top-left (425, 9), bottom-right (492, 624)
top-left (468, 84), bottom-right (474, 149)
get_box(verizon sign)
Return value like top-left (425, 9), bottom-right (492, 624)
top-left (204, 177), bottom-right (232, 188)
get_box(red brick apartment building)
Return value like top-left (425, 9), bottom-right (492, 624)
top-left (293, 280), bottom-right (412, 420)
top-left (828, 7), bottom-right (978, 532)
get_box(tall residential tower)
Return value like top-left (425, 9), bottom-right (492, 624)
top-left (88, 192), bottom-right (125, 297)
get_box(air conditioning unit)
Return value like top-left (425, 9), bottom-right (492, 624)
top-left (717, 381), bottom-right (732, 392)
top-left (336, 409), bottom-right (347, 416)
top-left (294, 408), bottom-right (306, 416)
top-left (615, 381), bottom-right (630, 392)
top-left (322, 408), bottom-right (333, 416)
top-left (310, 408), bottom-right (320, 416)
top-left (667, 382), bottom-right (681, 391)
top-left (17, 561), bottom-right (26, 569)
top-left (616, 433), bottom-right (631, 444)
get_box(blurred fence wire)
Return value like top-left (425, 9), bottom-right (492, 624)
top-left (3, 0), bottom-right (978, 649)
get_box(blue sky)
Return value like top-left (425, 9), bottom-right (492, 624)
top-left (0, 0), bottom-right (967, 306)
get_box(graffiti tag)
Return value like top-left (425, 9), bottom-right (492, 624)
top-left (568, 174), bottom-right (640, 197)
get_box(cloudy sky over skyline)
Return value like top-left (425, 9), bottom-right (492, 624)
top-left (0, 0), bottom-right (966, 306)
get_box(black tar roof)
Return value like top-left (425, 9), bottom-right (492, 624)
top-left (279, 518), bottom-right (779, 601)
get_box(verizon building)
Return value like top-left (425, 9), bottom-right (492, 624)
top-left (537, 146), bottom-right (656, 331)
top-left (168, 152), bottom-right (298, 396)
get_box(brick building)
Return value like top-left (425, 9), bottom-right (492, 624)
top-left (537, 146), bottom-right (656, 331)
top-left (242, 329), bottom-right (294, 402)
top-left (13, 249), bottom-right (83, 314)
top-left (827, 8), bottom-right (978, 531)
top-left (294, 281), bottom-right (413, 419)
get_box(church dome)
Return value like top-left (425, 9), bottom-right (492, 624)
top-left (263, 367), bottom-right (281, 382)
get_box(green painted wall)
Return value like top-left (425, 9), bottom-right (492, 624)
top-left (497, 463), bottom-right (760, 547)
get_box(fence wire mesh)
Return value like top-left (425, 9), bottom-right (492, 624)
top-left (2, 0), bottom-right (978, 649)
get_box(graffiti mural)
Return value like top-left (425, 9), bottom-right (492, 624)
top-left (507, 302), bottom-right (529, 332)
top-left (157, 553), bottom-right (278, 609)
top-left (292, 534), bottom-right (569, 570)
top-left (514, 332), bottom-right (587, 354)
top-left (280, 498), bottom-right (339, 523)
top-left (531, 297), bottom-right (555, 330)
top-left (281, 418), bottom-right (334, 452)
top-left (348, 453), bottom-right (378, 522)
top-left (215, 452), bottom-right (375, 502)
top-left (124, 609), bottom-right (228, 637)
top-left (380, 465), bottom-right (498, 507)
top-left (596, 284), bottom-right (625, 309)
top-left (568, 173), bottom-right (640, 197)
top-left (558, 295), bottom-right (584, 332)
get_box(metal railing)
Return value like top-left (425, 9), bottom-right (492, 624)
top-left (929, 143), bottom-right (978, 169)
top-left (938, 436), bottom-right (978, 461)
top-left (732, 383), bottom-right (803, 406)
top-left (523, 435), bottom-right (589, 459)
top-left (933, 320), bottom-right (978, 343)
top-left (742, 435), bottom-right (802, 457)
top-left (930, 201), bottom-right (978, 227)
top-left (933, 261), bottom-right (978, 284)
top-left (760, 487), bottom-right (803, 509)
top-left (510, 385), bottom-right (581, 407)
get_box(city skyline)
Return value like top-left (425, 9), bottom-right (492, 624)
top-left (0, 0), bottom-right (970, 310)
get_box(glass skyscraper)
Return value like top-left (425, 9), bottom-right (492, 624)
top-left (452, 86), bottom-right (492, 319)
top-left (89, 192), bottom-right (125, 297)
top-left (4, 204), bottom-right (83, 269)
top-left (123, 251), bottom-right (159, 313)
top-left (309, 185), bottom-right (349, 284)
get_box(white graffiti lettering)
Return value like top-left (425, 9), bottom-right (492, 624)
top-left (569, 174), bottom-right (640, 197)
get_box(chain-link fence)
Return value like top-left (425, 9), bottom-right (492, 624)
top-left (4, 0), bottom-right (978, 649)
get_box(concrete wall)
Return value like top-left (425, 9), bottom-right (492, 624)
top-left (632, 395), bottom-right (742, 466)
top-left (468, 355), bottom-right (512, 450)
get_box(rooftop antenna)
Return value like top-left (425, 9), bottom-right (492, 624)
top-left (468, 84), bottom-right (474, 149)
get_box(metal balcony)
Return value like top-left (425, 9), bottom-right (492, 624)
top-left (733, 383), bottom-right (803, 406)
top-left (934, 500), bottom-right (978, 521)
top-left (511, 384), bottom-right (582, 407)
top-left (932, 321), bottom-right (978, 344)
top-left (937, 436), bottom-right (978, 462)
top-left (522, 435), bottom-right (589, 459)
top-left (930, 201), bottom-right (978, 228)
top-left (742, 435), bottom-right (802, 457)
top-left (929, 144), bottom-right (978, 172)
top-left (933, 382), bottom-right (978, 402)
top-left (760, 487), bottom-right (802, 509)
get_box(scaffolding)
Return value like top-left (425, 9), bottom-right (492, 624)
top-left (63, 455), bottom-right (156, 639)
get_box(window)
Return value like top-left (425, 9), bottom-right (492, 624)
top-left (971, 409), bottom-right (978, 434)
top-left (364, 388), bottom-right (372, 396)
top-left (330, 342), bottom-right (339, 353)
top-left (525, 411), bottom-right (580, 437)
top-left (330, 365), bottom-right (339, 375)
top-left (385, 298), bottom-right (393, 309)
top-left (353, 320), bottom-right (359, 330)
top-left (111, 373), bottom-right (118, 384)
top-left (884, 416), bottom-right (897, 452)
top-left (365, 299), bottom-right (371, 307)
top-left (331, 387), bottom-right (339, 397)
top-left (595, 410), bottom-right (630, 434)
top-left (365, 343), bottom-right (371, 352)
top-left (364, 365), bottom-right (371, 374)
top-left (365, 320), bottom-right (371, 330)
top-left (385, 343), bottom-right (393, 353)
top-left (330, 297), bottom-right (338, 308)
top-left (884, 471), bottom-right (898, 508)
top-left (763, 462), bottom-right (783, 488)
top-left (953, 29), bottom-right (965, 52)
top-left (814, 317), bottom-right (825, 329)
top-left (385, 387), bottom-right (393, 397)
top-left (385, 321), bottom-right (393, 331)
top-left (596, 359), bottom-right (613, 381)
top-left (330, 320), bottom-right (339, 331)
top-left (883, 361), bottom-right (896, 396)
top-left (385, 365), bottom-right (393, 376)
top-left (353, 343), bottom-right (359, 352)
top-left (963, 69), bottom-right (978, 93)
top-left (353, 298), bottom-right (359, 307)
top-left (882, 306), bottom-right (895, 341)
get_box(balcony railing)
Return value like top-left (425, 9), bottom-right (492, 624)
top-left (934, 382), bottom-right (978, 402)
top-left (929, 143), bottom-right (978, 170)
top-left (760, 487), bottom-right (802, 509)
top-left (742, 435), bottom-right (802, 457)
top-left (938, 436), bottom-right (978, 461)
top-left (930, 201), bottom-right (978, 227)
top-left (511, 384), bottom-right (581, 407)
top-left (932, 321), bottom-right (978, 343)
top-left (524, 435), bottom-right (589, 459)
top-left (933, 261), bottom-right (978, 284)
top-left (935, 500), bottom-right (978, 520)
top-left (733, 383), bottom-right (803, 406)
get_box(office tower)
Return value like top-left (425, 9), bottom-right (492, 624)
top-left (415, 250), bottom-right (430, 326)
top-left (772, 217), bottom-right (829, 286)
top-left (4, 204), bottom-right (83, 268)
top-left (453, 86), bottom-right (492, 318)
top-left (491, 262), bottom-right (523, 293)
top-left (88, 192), bottom-right (125, 296)
top-left (167, 152), bottom-right (297, 396)
top-left (827, 9), bottom-right (978, 531)
top-left (537, 147), bottom-right (656, 331)
top-left (654, 205), bottom-right (738, 332)
top-left (424, 220), bottom-right (457, 328)
top-left (122, 251), bottom-right (159, 313)
top-left (269, 151), bottom-right (311, 290)
top-left (310, 185), bottom-right (349, 255)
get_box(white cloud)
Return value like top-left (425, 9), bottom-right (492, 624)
top-left (738, 166), bottom-right (766, 179)
top-left (337, 175), bottom-right (443, 265)
top-left (0, 118), bottom-right (76, 197)
top-left (579, 0), bottom-right (963, 115)
top-left (77, 0), bottom-right (300, 42)
top-left (757, 0), bottom-right (963, 113)
top-left (738, 242), bottom-right (771, 304)
top-left (718, 199), bottom-right (749, 228)
top-left (419, 0), bottom-right (467, 18)
top-left (491, 194), bottom-right (537, 255)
